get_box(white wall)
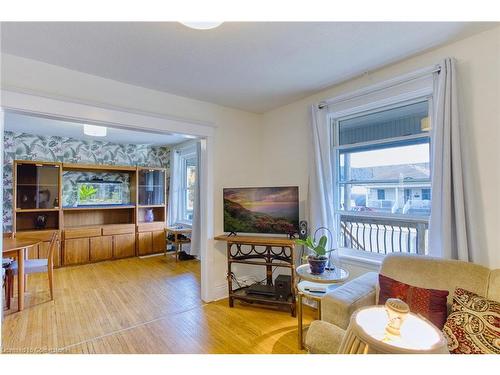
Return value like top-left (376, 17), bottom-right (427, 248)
top-left (1, 54), bottom-right (265, 299)
top-left (261, 26), bottom-right (500, 269)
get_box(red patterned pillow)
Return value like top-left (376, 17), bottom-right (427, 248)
top-left (443, 288), bottom-right (500, 354)
top-left (378, 274), bottom-right (449, 329)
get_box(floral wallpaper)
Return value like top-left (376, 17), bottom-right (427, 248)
top-left (3, 131), bottom-right (171, 231)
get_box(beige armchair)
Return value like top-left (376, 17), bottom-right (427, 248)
top-left (305, 253), bottom-right (500, 354)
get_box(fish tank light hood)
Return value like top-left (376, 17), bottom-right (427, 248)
top-left (82, 178), bottom-right (122, 184)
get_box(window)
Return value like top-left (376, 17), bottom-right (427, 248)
top-left (422, 188), bottom-right (431, 200)
top-left (180, 154), bottom-right (197, 223)
top-left (377, 189), bottom-right (385, 201)
top-left (333, 99), bottom-right (431, 256)
top-left (404, 188), bottom-right (411, 203)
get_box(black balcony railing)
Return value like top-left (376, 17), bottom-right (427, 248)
top-left (339, 214), bottom-right (428, 255)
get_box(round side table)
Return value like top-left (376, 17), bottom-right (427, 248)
top-left (295, 264), bottom-right (349, 349)
top-left (339, 306), bottom-right (449, 354)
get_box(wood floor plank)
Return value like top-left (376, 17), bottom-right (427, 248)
top-left (2, 255), bottom-right (314, 354)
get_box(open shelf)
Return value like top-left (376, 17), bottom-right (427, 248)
top-left (16, 210), bottom-right (60, 231)
top-left (137, 206), bottom-right (165, 223)
top-left (230, 287), bottom-right (294, 306)
top-left (138, 220), bottom-right (165, 225)
top-left (63, 207), bottom-right (135, 227)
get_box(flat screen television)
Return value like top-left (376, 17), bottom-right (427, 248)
top-left (223, 186), bottom-right (299, 235)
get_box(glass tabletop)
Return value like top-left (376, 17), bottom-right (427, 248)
top-left (296, 264), bottom-right (349, 284)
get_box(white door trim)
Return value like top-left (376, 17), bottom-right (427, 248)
top-left (0, 88), bottom-right (216, 303)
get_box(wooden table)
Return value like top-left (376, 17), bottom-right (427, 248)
top-left (165, 227), bottom-right (192, 261)
top-left (3, 237), bottom-right (41, 311)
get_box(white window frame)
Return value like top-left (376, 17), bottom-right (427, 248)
top-left (179, 153), bottom-right (196, 224)
top-left (330, 94), bottom-right (434, 260)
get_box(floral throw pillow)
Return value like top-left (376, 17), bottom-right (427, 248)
top-left (443, 288), bottom-right (500, 354)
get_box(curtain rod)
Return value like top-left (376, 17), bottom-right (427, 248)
top-left (318, 64), bottom-right (442, 110)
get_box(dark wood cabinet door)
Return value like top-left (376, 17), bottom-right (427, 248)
top-left (137, 232), bottom-right (153, 255)
top-left (64, 238), bottom-right (90, 265)
top-left (152, 230), bottom-right (166, 253)
top-left (113, 233), bottom-right (136, 259)
top-left (90, 235), bottom-right (113, 262)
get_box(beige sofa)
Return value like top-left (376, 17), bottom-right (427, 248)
top-left (305, 253), bottom-right (500, 354)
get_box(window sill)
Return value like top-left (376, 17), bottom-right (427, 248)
top-left (338, 247), bottom-right (383, 271)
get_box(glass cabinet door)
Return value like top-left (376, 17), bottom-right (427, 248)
top-left (16, 163), bottom-right (60, 209)
top-left (138, 169), bottom-right (165, 205)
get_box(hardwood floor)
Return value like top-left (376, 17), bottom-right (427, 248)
top-left (2, 255), bottom-right (314, 354)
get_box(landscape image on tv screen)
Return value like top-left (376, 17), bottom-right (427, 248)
top-left (223, 186), bottom-right (299, 235)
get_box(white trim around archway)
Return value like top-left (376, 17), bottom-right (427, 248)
top-left (0, 88), bottom-right (216, 303)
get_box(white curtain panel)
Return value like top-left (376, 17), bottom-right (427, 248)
top-left (167, 150), bottom-right (180, 226)
top-left (308, 105), bottom-right (338, 249)
top-left (428, 58), bottom-right (470, 261)
top-left (189, 141), bottom-right (202, 257)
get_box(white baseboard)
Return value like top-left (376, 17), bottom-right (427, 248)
top-left (208, 274), bottom-right (259, 302)
top-left (138, 253), bottom-right (164, 259)
top-left (210, 282), bottom-right (229, 301)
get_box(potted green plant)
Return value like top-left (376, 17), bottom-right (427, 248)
top-left (295, 235), bottom-right (332, 274)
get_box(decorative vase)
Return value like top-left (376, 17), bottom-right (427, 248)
top-left (308, 255), bottom-right (328, 275)
top-left (34, 214), bottom-right (48, 229)
top-left (144, 208), bottom-right (154, 223)
top-left (384, 298), bottom-right (410, 339)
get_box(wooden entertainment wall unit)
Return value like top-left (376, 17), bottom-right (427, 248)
top-left (12, 160), bottom-right (167, 267)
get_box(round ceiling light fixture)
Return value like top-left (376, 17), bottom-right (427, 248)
top-left (84, 124), bottom-right (107, 137)
top-left (180, 22), bottom-right (223, 30)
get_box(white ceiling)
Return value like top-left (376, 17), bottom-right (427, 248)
top-left (1, 22), bottom-right (496, 113)
top-left (4, 111), bottom-right (193, 145)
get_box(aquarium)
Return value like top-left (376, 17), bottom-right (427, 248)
top-left (77, 180), bottom-right (124, 206)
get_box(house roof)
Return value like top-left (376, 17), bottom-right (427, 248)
top-left (351, 163), bottom-right (429, 181)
